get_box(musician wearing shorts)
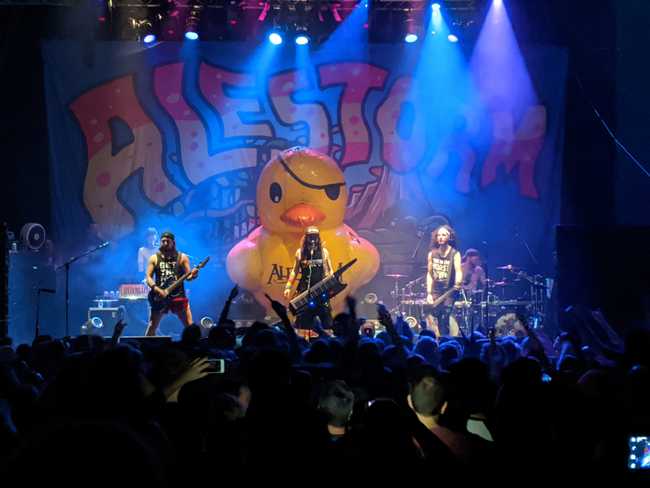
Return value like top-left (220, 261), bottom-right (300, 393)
top-left (283, 226), bottom-right (334, 329)
top-left (144, 231), bottom-right (198, 336)
top-left (426, 225), bottom-right (463, 337)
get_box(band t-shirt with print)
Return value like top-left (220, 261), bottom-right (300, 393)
top-left (429, 247), bottom-right (458, 294)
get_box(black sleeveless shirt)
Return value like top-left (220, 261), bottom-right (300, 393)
top-left (154, 251), bottom-right (185, 297)
top-left (429, 247), bottom-right (459, 293)
top-left (296, 249), bottom-right (326, 294)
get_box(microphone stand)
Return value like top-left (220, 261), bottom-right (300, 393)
top-left (35, 289), bottom-right (44, 340)
top-left (515, 231), bottom-right (539, 266)
top-left (34, 287), bottom-right (55, 340)
top-left (56, 241), bottom-right (109, 337)
top-left (514, 232), bottom-right (542, 326)
top-left (482, 242), bottom-right (491, 334)
top-left (411, 229), bottom-right (426, 261)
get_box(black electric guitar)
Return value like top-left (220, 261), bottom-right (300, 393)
top-left (148, 256), bottom-right (210, 311)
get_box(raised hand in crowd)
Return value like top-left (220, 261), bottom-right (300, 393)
top-left (312, 316), bottom-right (329, 339)
top-left (377, 303), bottom-right (403, 344)
top-left (110, 320), bottom-right (127, 347)
top-left (219, 284), bottom-right (240, 325)
top-left (394, 313), bottom-right (414, 343)
top-left (227, 284), bottom-right (239, 302)
top-left (162, 357), bottom-right (212, 402)
top-left (265, 293), bottom-right (291, 327)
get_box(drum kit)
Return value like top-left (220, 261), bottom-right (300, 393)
top-left (386, 264), bottom-right (550, 337)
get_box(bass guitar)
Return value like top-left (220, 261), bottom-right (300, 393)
top-left (148, 256), bottom-right (210, 311)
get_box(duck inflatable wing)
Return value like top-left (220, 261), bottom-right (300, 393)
top-left (226, 147), bottom-right (379, 315)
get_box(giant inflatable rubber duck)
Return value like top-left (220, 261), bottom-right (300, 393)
top-left (226, 147), bottom-right (380, 315)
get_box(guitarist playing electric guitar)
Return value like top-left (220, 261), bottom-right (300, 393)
top-left (425, 225), bottom-right (463, 337)
top-left (144, 231), bottom-right (205, 336)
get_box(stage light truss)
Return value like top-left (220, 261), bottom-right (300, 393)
top-left (0, 0), bottom-right (482, 43)
top-left (0, 0), bottom-right (79, 4)
top-left (0, 0), bottom-right (478, 10)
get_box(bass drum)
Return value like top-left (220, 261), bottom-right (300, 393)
top-left (494, 312), bottom-right (527, 338)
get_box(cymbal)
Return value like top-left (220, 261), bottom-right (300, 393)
top-left (491, 281), bottom-right (509, 287)
top-left (496, 264), bottom-right (521, 271)
top-left (385, 273), bottom-right (408, 279)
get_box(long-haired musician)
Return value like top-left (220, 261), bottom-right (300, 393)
top-left (283, 226), bottom-right (334, 329)
top-left (144, 231), bottom-right (198, 336)
top-left (426, 225), bottom-right (463, 336)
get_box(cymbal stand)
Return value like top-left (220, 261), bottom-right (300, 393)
top-left (389, 277), bottom-right (401, 312)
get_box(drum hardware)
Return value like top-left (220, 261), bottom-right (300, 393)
top-left (386, 273), bottom-right (408, 310)
top-left (496, 264), bottom-right (521, 271)
top-left (494, 312), bottom-right (527, 338)
top-left (385, 261), bottom-right (551, 335)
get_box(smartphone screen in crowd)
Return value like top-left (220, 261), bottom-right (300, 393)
top-left (207, 358), bottom-right (225, 374)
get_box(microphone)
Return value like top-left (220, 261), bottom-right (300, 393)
top-left (38, 288), bottom-right (56, 294)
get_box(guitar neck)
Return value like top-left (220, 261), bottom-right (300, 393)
top-left (160, 257), bottom-right (208, 294)
top-left (165, 272), bottom-right (191, 294)
top-left (431, 287), bottom-right (457, 308)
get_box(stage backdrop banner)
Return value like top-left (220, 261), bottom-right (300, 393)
top-left (43, 41), bottom-right (567, 310)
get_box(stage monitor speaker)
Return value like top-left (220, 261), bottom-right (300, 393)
top-left (84, 306), bottom-right (125, 337)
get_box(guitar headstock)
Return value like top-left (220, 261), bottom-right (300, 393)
top-left (196, 256), bottom-right (210, 269)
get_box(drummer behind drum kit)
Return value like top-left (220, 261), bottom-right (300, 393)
top-left (388, 264), bottom-right (551, 337)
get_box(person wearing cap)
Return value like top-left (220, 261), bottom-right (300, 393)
top-left (144, 231), bottom-right (198, 336)
top-left (283, 226), bottom-right (334, 329)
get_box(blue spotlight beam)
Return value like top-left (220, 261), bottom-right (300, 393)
top-left (405, 33), bottom-right (418, 43)
top-left (404, 0), bottom-right (477, 174)
top-left (269, 32), bottom-right (283, 45)
top-left (320, 2), bottom-right (368, 57)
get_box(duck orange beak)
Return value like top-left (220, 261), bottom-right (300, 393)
top-left (280, 203), bottom-right (326, 228)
